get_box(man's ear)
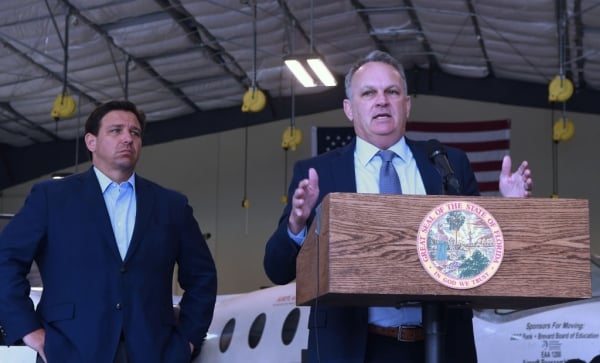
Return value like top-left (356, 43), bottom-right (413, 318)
top-left (84, 133), bottom-right (96, 152)
top-left (342, 99), bottom-right (353, 122)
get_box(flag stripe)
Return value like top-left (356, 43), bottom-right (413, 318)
top-left (478, 181), bottom-right (499, 193)
top-left (463, 150), bottom-right (507, 163)
top-left (471, 160), bottom-right (503, 172)
top-left (406, 120), bottom-right (511, 133)
top-left (475, 170), bottom-right (504, 183)
top-left (442, 140), bottom-right (510, 152)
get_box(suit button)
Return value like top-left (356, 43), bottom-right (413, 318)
top-left (116, 303), bottom-right (122, 310)
top-left (120, 266), bottom-right (126, 273)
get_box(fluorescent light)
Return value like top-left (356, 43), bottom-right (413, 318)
top-left (307, 57), bottom-right (337, 86)
top-left (284, 59), bottom-right (317, 87)
top-left (284, 55), bottom-right (337, 88)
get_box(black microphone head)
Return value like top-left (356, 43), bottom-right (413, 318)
top-left (425, 139), bottom-right (446, 161)
top-left (425, 138), bottom-right (461, 194)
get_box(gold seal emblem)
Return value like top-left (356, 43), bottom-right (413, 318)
top-left (416, 201), bottom-right (504, 289)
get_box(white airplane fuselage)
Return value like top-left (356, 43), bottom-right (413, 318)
top-left (2, 260), bottom-right (600, 363)
top-left (195, 283), bottom-right (309, 363)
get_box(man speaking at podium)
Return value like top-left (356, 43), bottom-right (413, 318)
top-left (264, 50), bottom-right (532, 363)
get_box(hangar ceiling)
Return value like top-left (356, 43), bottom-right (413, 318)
top-left (0, 0), bottom-right (599, 189)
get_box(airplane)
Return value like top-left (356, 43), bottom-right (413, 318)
top-left (198, 259), bottom-right (600, 363)
top-left (1, 258), bottom-right (599, 362)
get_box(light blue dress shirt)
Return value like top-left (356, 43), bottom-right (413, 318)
top-left (289, 136), bottom-right (425, 326)
top-left (355, 136), bottom-right (424, 326)
top-left (94, 167), bottom-right (137, 260)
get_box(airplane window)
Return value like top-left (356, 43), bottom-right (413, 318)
top-left (281, 307), bottom-right (300, 345)
top-left (248, 313), bottom-right (266, 349)
top-left (219, 318), bottom-right (235, 353)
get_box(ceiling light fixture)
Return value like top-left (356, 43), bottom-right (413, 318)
top-left (284, 0), bottom-right (336, 88)
top-left (284, 55), bottom-right (337, 87)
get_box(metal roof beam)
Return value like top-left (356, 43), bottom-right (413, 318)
top-left (60, 0), bottom-right (201, 111)
top-left (155, 0), bottom-right (251, 89)
top-left (466, 0), bottom-right (494, 77)
top-left (349, 0), bottom-right (390, 53)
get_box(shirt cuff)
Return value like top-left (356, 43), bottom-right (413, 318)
top-left (287, 226), bottom-right (307, 246)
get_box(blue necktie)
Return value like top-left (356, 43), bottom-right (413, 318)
top-left (378, 150), bottom-right (402, 194)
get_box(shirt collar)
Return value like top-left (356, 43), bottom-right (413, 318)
top-left (93, 167), bottom-right (136, 193)
top-left (355, 135), bottom-right (410, 167)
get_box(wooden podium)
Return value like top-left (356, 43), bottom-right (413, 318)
top-left (296, 193), bottom-right (592, 310)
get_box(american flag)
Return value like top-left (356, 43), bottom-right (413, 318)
top-left (312, 120), bottom-right (511, 196)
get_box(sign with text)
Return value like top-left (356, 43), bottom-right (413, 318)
top-left (474, 298), bottom-right (600, 363)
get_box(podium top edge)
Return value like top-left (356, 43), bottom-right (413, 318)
top-left (324, 192), bottom-right (589, 202)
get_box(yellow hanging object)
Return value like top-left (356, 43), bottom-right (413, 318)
top-left (241, 87), bottom-right (266, 113)
top-left (552, 117), bottom-right (575, 142)
top-left (51, 94), bottom-right (77, 120)
top-left (281, 127), bottom-right (303, 150)
top-left (241, 199), bottom-right (250, 208)
top-left (548, 75), bottom-right (574, 102)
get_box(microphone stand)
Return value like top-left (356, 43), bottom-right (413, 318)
top-left (423, 178), bottom-right (451, 363)
top-left (423, 302), bottom-right (445, 363)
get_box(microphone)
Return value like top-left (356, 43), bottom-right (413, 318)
top-left (425, 139), bottom-right (461, 194)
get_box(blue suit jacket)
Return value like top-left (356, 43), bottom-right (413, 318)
top-left (264, 138), bottom-right (479, 363)
top-left (0, 168), bottom-right (217, 363)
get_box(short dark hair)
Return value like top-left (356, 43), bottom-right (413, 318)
top-left (85, 100), bottom-right (146, 136)
top-left (344, 50), bottom-right (408, 99)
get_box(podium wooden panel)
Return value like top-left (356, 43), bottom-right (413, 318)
top-left (296, 193), bottom-right (591, 310)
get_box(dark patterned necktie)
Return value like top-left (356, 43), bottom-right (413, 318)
top-left (378, 149), bottom-right (402, 194)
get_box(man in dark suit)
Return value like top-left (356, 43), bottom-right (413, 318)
top-left (264, 50), bottom-right (532, 363)
top-left (0, 100), bottom-right (217, 363)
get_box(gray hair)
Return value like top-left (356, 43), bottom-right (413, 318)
top-left (344, 50), bottom-right (408, 99)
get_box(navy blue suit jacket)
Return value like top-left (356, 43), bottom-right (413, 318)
top-left (0, 168), bottom-right (217, 363)
top-left (264, 138), bottom-right (479, 363)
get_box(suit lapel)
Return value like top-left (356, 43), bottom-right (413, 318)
top-left (328, 140), bottom-right (358, 193)
top-left (407, 138), bottom-right (442, 195)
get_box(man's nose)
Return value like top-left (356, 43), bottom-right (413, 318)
top-left (375, 91), bottom-right (389, 105)
top-left (121, 132), bottom-right (133, 143)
